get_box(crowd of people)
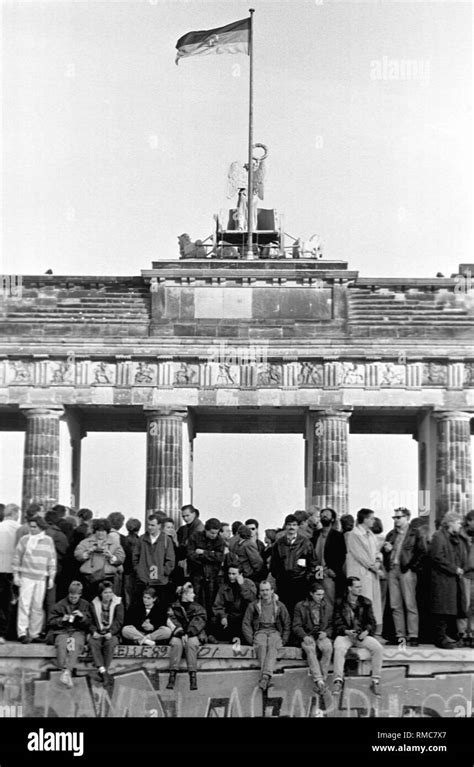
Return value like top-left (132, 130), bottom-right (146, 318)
top-left (0, 501), bottom-right (472, 695)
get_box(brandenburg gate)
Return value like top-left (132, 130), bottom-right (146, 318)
top-left (1, 259), bottom-right (473, 524)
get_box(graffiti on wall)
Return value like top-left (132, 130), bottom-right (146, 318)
top-left (0, 660), bottom-right (471, 718)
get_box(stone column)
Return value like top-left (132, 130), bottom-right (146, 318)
top-left (434, 411), bottom-right (472, 519)
top-left (21, 407), bottom-right (63, 514)
top-left (305, 409), bottom-right (351, 515)
top-left (145, 408), bottom-right (188, 522)
top-left (65, 410), bottom-right (86, 509)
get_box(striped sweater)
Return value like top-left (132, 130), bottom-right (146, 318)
top-left (12, 534), bottom-right (57, 581)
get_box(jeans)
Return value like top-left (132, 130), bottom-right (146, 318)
top-left (169, 635), bottom-right (200, 672)
top-left (18, 577), bottom-right (46, 639)
top-left (88, 634), bottom-right (118, 670)
top-left (301, 635), bottom-right (332, 681)
top-left (55, 631), bottom-right (85, 671)
top-left (333, 634), bottom-right (383, 681)
top-left (253, 628), bottom-right (282, 678)
top-left (122, 625), bottom-right (172, 644)
top-left (388, 566), bottom-right (419, 638)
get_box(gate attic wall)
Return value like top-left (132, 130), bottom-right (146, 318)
top-left (1, 261), bottom-right (473, 522)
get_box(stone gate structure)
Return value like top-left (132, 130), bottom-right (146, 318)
top-left (1, 259), bottom-right (473, 524)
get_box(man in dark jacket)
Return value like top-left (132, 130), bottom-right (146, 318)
top-left (132, 515), bottom-right (175, 605)
top-left (122, 586), bottom-right (170, 646)
top-left (332, 576), bottom-right (383, 696)
top-left (212, 562), bottom-right (256, 641)
top-left (382, 507), bottom-right (427, 647)
top-left (242, 580), bottom-right (290, 691)
top-left (430, 511), bottom-right (467, 649)
top-left (270, 514), bottom-right (316, 617)
top-left (176, 505), bottom-right (204, 579)
top-left (45, 509), bottom-right (70, 607)
top-left (293, 582), bottom-right (333, 693)
top-left (187, 517), bottom-right (225, 620)
top-left (312, 507), bottom-right (346, 623)
top-left (228, 525), bottom-right (265, 583)
top-left (46, 580), bottom-right (92, 689)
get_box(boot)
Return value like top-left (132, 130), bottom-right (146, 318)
top-left (166, 671), bottom-right (177, 690)
top-left (189, 672), bottom-right (198, 691)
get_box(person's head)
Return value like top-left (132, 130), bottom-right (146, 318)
top-left (294, 510), bottom-right (309, 526)
top-left (125, 517), bottom-right (141, 535)
top-left (29, 515), bottom-right (47, 535)
top-left (98, 580), bottom-right (115, 604)
top-left (181, 504), bottom-right (199, 525)
top-left (231, 520), bottom-right (243, 536)
top-left (92, 518), bottom-right (111, 540)
top-left (340, 514), bottom-right (354, 534)
top-left (264, 528), bottom-right (277, 546)
top-left (205, 518), bottom-right (221, 539)
top-left (107, 512), bottom-right (125, 532)
top-left (245, 519), bottom-right (259, 538)
top-left (220, 522), bottom-right (231, 540)
top-left (147, 514), bottom-right (162, 537)
top-left (464, 510), bottom-right (474, 534)
top-left (356, 508), bottom-right (375, 528)
top-left (162, 517), bottom-right (176, 536)
top-left (346, 576), bottom-right (362, 598)
top-left (25, 503), bottom-right (44, 521)
top-left (67, 580), bottom-right (83, 605)
top-left (52, 504), bottom-right (67, 519)
top-left (237, 524), bottom-right (252, 540)
top-left (259, 580), bottom-right (274, 602)
top-left (392, 507), bottom-right (410, 531)
top-left (178, 581), bottom-right (195, 603)
top-left (309, 582), bottom-right (326, 604)
top-left (320, 508), bottom-right (336, 528)
top-left (77, 508), bottom-right (93, 523)
top-left (45, 509), bottom-right (60, 527)
top-left (227, 563), bottom-right (243, 583)
top-left (441, 511), bottom-right (462, 534)
top-left (142, 586), bottom-right (157, 609)
top-left (372, 517), bottom-right (383, 535)
top-left (4, 503), bottom-right (20, 521)
top-left (284, 514), bottom-right (298, 536)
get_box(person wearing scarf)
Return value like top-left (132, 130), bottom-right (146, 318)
top-left (12, 515), bottom-right (56, 642)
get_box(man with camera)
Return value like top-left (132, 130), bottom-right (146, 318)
top-left (46, 580), bottom-right (92, 689)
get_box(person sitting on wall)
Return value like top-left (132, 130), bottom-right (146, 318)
top-left (211, 562), bottom-right (257, 642)
top-left (332, 576), bottom-right (383, 697)
top-left (292, 581), bottom-right (333, 695)
top-left (88, 580), bottom-right (124, 684)
top-left (122, 586), bottom-right (171, 646)
top-left (242, 579), bottom-right (291, 692)
top-left (46, 580), bottom-right (92, 689)
top-left (165, 582), bottom-right (207, 692)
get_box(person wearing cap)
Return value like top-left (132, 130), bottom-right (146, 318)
top-left (12, 515), bottom-right (56, 643)
top-left (382, 507), bottom-right (427, 647)
top-left (46, 580), bottom-right (92, 688)
top-left (270, 514), bottom-right (316, 617)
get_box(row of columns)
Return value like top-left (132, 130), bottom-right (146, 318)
top-left (18, 406), bottom-right (473, 525)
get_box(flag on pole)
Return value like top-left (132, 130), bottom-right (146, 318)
top-left (175, 17), bottom-right (250, 65)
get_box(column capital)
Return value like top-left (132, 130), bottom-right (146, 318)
top-left (20, 406), bottom-right (65, 419)
top-left (433, 410), bottom-right (473, 423)
top-left (144, 407), bottom-right (189, 421)
top-left (308, 408), bottom-right (353, 421)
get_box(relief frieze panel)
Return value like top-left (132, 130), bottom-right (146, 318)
top-left (2, 358), bottom-right (472, 390)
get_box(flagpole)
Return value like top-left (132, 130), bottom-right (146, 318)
top-left (245, 8), bottom-right (255, 260)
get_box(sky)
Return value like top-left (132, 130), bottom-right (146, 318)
top-left (0, 0), bottom-right (472, 531)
